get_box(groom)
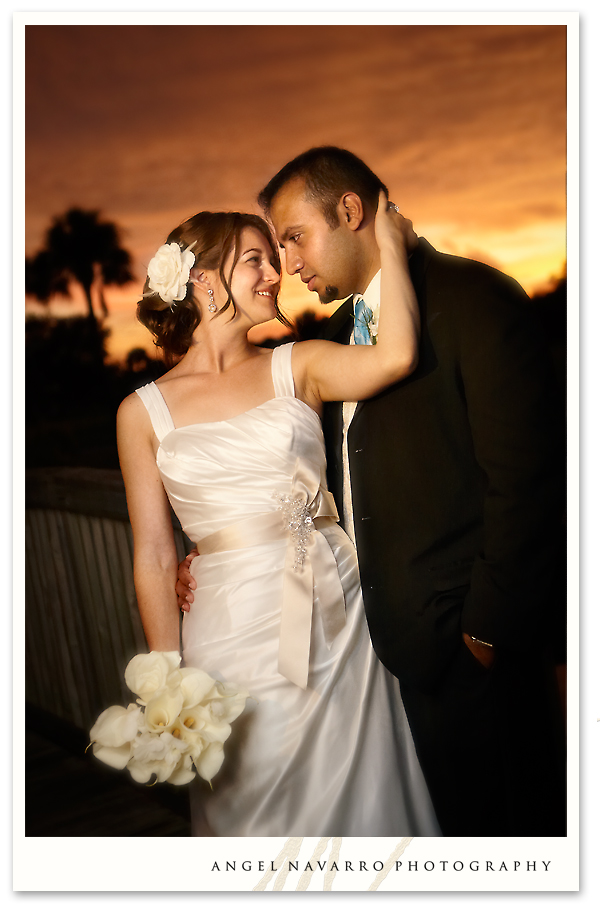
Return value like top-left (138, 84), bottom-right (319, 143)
top-left (178, 147), bottom-right (566, 836)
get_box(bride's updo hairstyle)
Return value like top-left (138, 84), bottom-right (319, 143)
top-left (138, 211), bottom-right (288, 361)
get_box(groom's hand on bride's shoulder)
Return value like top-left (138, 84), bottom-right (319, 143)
top-left (176, 550), bottom-right (198, 612)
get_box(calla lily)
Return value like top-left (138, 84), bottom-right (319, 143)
top-left (207, 690), bottom-right (248, 725)
top-left (200, 717), bottom-right (233, 745)
top-left (90, 703), bottom-right (141, 748)
top-left (179, 667), bottom-right (217, 708)
top-left (168, 754), bottom-right (197, 786)
top-left (174, 704), bottom-right (208, 746)
top-left (124, 651), bottom-right (181, 705)
top-left (195, 740), bottom-right (225, 782)
top-left (127, 758), bottom-right (160, 784)
top-left (144, 689), bottom-right (184, 733)
top-left (178, 703), bottom-right (232, 745)
top-left (92, 741), bottom-right (133, 770)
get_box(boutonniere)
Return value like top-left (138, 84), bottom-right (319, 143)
top-left (358, 304), bottom-right (379, 344)
top-left (368, 308), bottom-right (379, 345)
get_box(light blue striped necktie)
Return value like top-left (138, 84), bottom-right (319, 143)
top-left (353, 297), bottom-right (373, 345)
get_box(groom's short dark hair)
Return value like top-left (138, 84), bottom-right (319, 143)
top-left (258, 146), bottom-right (388, 229)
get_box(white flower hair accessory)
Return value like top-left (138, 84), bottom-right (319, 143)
top-left (145, 242), bottom-right (196, 307)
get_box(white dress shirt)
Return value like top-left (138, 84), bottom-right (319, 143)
top-left (341, 270), bottom-right (381, 544)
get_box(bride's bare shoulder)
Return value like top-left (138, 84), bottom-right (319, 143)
top-left (117, 389), bottom-right (150, 431)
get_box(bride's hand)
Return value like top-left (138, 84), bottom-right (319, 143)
top-left (374, 190), bottom-right (418, 254)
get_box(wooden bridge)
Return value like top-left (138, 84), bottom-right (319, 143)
top-left (25, 467), bottom-right (193, 836)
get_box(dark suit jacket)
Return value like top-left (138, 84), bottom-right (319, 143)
top-left (321, 238), bottom-right (563, 693)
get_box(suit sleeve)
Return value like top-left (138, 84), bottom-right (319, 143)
top-left (455, 268), bottom-right (563, 652)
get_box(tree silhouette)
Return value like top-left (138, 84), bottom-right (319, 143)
top-left (293, 309), bottom-right (328, 341)
top-left (26, 208), bottom-right (134, 326)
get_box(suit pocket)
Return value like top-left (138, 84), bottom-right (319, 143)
top-left (445, 636), bottom-right (496, 692)
top-left (428, 557), bottom-right (474, 591)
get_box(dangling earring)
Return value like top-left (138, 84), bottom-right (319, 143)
top-left (208, 288), bottom-right (217, 313)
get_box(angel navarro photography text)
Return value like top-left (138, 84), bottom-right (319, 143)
top-left (209, 858), bottom-right (553, 874)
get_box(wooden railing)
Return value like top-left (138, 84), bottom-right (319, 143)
top-left (25, 468), bottom-right (192, 733)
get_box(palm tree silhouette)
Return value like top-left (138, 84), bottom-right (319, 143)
top-left (26, 208), bottom-right (134, 326)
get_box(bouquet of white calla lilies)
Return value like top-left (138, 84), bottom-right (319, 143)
top-left (89, 651), bottom-right (249, 786)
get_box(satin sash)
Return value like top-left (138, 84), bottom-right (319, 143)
top-left (196, 458), bottom-right (347, 689)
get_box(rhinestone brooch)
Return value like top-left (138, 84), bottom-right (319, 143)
top-left (274, 493), bottom-right (314, 570)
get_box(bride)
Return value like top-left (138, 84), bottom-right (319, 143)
top-left (117, 194), bottom-right (440, 836)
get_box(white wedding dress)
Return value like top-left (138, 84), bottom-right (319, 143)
top-left (136, 342), bottom-right (440, 837)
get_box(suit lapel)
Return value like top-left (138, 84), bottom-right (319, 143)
top-left (352, 239), bottom-right (430, 425)
top-left (321, 242), bottom-right (431, 427)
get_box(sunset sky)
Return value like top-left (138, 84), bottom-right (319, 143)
top-left (24, 21), bottom-right (568, 362)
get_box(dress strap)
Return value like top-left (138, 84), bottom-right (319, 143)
top-left (271, 342), bottom-right (296, 399)
top-left (135, 382), bottom-right (176, 443)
